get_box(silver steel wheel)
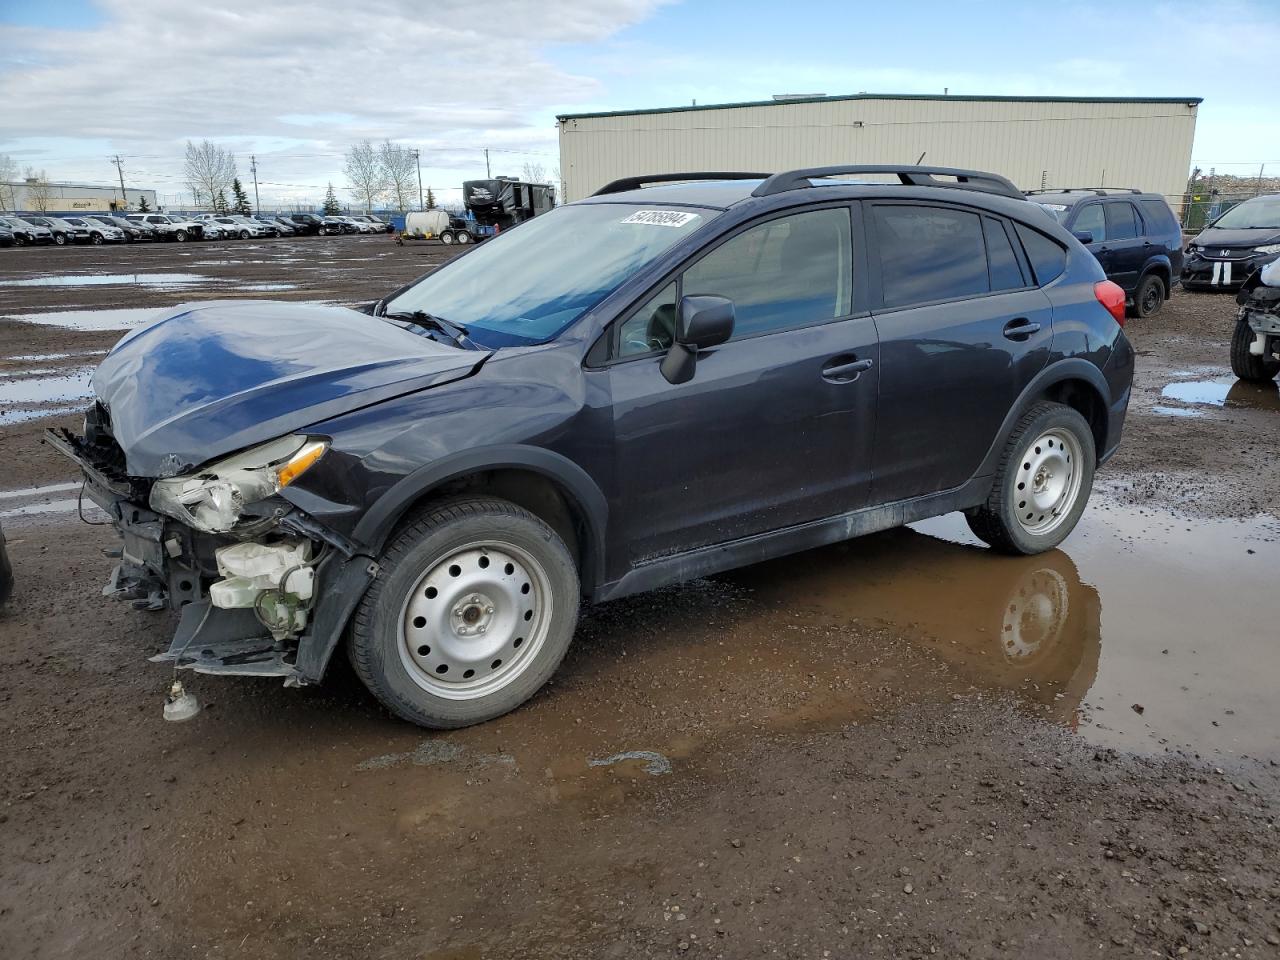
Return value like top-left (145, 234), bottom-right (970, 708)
top-left (1011, 429), bottom-right (1084, 537)
top-left (398, 540), bottom-right (552, 701)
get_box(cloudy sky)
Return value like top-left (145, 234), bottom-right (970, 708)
top-left (1, 0), bottom-right (1276, 209)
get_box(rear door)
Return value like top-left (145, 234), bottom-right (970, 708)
top-left (1101, 200), bottom-right (1145, 292)
top-left (866, 201), bottom-right (1053, 502)
top-left (605, 204), bottom-right (879, 560)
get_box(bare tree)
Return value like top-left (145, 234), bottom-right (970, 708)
top-left (521, 161), bottom-right (548, 184)
top-left (23, 167), bottom-right (53, 212)
top-left (344, 140), bottom-right (386, 213)
top-left (184, 140), bottom-right (237, 209)
top-left (0, 153), bottom-right (17, 212)
top-left (378, 141), bottom-right (417, 212)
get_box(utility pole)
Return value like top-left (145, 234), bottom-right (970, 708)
top-left (249, 155), bottom-right (261, 214)
top-left (484, 148), bottom-right (491, 178)
top-left (111, 155), bottom-right (127, 209)
top-left (413, 148), bottom-right (423, 210)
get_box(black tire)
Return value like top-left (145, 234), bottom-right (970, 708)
top-left (53, 233), bottom-right (66, 246)
top-left (174, 229), bottom-right (187, 242)
top-left (13, 235), bottom-right (25, 246)
top-left (965, 401), bottom-right (1096, 555)
top-left (1131, 273), bottom-right (1165, 318)
top-left (440, 231), bottom-right (455, 245)
top-left (349, 497), bottom-right (579, 729)
top-left (90, 233), bottom-right (104, 245)
top-left (455, 230), bottom-right (473, 245)
top-left (238, 229), bottom-right (249, 240)
top-left (1230, 319), bottom-right (1280, 382)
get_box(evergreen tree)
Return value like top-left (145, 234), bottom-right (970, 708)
top-left (137, 196), bottom-right (151, 213)
top-left (213, 188), bottom-right (229, 214)
top-left (425, 187), bottom-right (436, 210)
top-left (322, 183), bottom-right (341, 216)
top-left (231, 177), bottom-right (251, 216)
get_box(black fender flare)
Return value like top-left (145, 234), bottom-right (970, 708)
top-left (352, 444), bottom-right (609, 591)
top-left (1139, 254), bottom-right (1173, 286)
top-left (975, 359), bottom-right (1113, 477)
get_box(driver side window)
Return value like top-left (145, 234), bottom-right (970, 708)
top-left (617, 282), bottom-right (677, 358)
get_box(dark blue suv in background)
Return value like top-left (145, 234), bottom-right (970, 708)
top-left (1027, 188), bottom-right (1184, 318)
top-left (49, 165), bottom-right (1134, 730)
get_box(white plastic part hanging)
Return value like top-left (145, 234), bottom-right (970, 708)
top-left (163, 679), bottom-right (200, 722)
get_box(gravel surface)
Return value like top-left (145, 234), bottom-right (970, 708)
top-left (1, 238), bottom-right (1278, 959)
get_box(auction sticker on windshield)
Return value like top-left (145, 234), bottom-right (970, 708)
top-left (620, 210), bottom-right (701, 227)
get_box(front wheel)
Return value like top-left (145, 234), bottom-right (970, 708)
top-left (90, 233), bottom-right (104, 245)
top-left (965, 401), bottom-right (1096, 555)
top-left (1231, 320), bottom-right (1280, 382)
top-left (174, 229), bottom-right (187, 242)
top-left (350, 497), bottom-right (579, 729)
top-left (53, 233), bottom-right (67, 246)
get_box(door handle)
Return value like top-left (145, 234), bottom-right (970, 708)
top-left (1003, 318), bottom-right (1042, 341)
top-left (821, 356), bottom-right (874, 382)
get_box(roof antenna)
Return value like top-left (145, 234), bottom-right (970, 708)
top-left (915, 151), bottom-right (927, 164)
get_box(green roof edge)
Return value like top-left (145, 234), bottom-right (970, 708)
top-left (557, 92), bottom-right (1203, 122)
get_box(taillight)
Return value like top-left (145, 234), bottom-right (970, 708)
top-left (1094, 280), bottom-right (1127, 327)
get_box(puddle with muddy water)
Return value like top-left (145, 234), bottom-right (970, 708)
top-left (732, 504), bottom-right (1279, 759)
top-left (1161, 376), bottom-right (1280, 412)
top-left (0, 367), bottom-right (92, 424)
top-left (0, 272), bottom-right (216, 288)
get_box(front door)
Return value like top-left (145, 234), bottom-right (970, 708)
top-left (605, 206), bottom-right (879, 562)
top-left (866, 202), bottom-right (1053, 502)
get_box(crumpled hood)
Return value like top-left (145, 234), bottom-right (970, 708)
top-left (94, 300), bottom-right (488, 477)
top-left (1192, 226), bottom-right (1280, 248)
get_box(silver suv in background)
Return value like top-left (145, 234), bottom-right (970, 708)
top-left (0, 216), bottom-right (53, 244)
top-left (62, 216), bottom-right (125, 244)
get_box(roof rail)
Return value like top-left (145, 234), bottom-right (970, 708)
top-left (1024, 187), bottom-right (1142, 196)
top-left (592, 172), bottom-right (770, 196)
top-left (751, 165), bottom-right (1023, 200)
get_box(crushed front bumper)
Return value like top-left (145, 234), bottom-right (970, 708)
top-left (44, 425), bottom-right (377, 684)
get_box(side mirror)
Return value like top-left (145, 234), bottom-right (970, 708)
top-left (1072, 230), bottom-right (1094, 245)
top-left (660, 295), bottom-right (735, 385)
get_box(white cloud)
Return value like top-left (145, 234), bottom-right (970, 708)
top-left (0, 0), bottom-right (671, 203)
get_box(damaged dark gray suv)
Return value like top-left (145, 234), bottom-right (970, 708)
top-left (48, 165), bottom-right (1134, 729)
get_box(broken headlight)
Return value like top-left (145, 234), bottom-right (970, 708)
top-left (148, 435), bottom-right (328, 533)
top-left (1254, 243), bottom-right (1280, 256)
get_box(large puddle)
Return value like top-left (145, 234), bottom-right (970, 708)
top-left (2, 308), bottom-right (161, 331)
top-left (0, 367), bottom-right (93, 424)
top-left (1161, 376), bottom-right (1280, 412)
top-left (723, 504), bottom-right (1280, 758)
top-left (0, 273), bottom-right (215, 288)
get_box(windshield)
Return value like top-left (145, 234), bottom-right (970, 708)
top-left (1212, 195), bottom-right (1280, 230)
top-left (383, 202), bottom-right (715, 347)
top-left (1032, 202), bottom-right (1070, 223)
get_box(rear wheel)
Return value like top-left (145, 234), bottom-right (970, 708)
top-left (965, 401), bottom-right (1096, 555)
top-left (455, 230), bottom-right (473, 245)
top-left (350, 497), bottom-right (579, 729)
top-left (440, 231), bottom-right (455, 245)
top-left (1132, 273), bottom-right (1165, 318)
top-left (1231, 319), bottom-right (1280, 382)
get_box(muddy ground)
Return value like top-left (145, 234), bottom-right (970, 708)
top-left (1, 237), bottom-right (1279, 959)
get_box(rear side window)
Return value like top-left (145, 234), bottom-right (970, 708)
top-left (983, 217), bottom-right (1026, 291)
top-left (873, 205), bottom-right (988, 307)
top-left (1013, 222), bottom-right (1067, 286)
top-left (1104, 202), bottom-right (1139, 240)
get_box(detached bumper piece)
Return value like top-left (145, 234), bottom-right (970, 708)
top-left (150, 601), bottom-right (296, 678)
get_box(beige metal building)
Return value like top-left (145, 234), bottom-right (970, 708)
top-left (1, 179), bottom-right (157, 214)
top-left (557, 94), bottom-right (1201, 203)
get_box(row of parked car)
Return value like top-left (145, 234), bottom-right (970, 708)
top-left (0, 211), bottom-right (395, 246)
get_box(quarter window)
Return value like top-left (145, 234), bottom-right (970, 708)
top-left (1013, 223), bottom-right (1067, 286)
top-left (873, 205), bottom-right (989, 307)
top-left (617, 282), bottom-right (677, 358)
top-left (681, 208), bottom-right (853, 339)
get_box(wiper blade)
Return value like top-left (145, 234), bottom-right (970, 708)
top-left (383, 310), bottom-right (475, 349)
